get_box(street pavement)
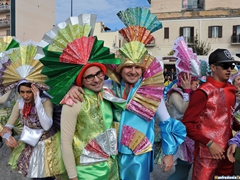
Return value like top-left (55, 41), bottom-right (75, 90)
top-left (0, 139), bottom-right (191, 180)
top-left (0, 141), bottom-right (239, 180)
top-left (0, 141), bottom-right (188, 180)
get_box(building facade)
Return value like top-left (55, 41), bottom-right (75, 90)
top-left (0, 0), bottom-right (55, 42)
top-left (148, 0), bottom-right (240, 63)
top-left (93, 22), bottom-right (124, 53)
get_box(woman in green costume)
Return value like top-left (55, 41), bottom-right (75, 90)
top-left (0, 42), bottom-right (66, 180)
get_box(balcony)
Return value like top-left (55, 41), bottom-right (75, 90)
top-left (0, 4), bottom-right (10, 12)
top-left (231, 35), bottom-right (240, 44)
top-left (0, 19), bottom-right (10, 27)
top-left (182, 2), bottom-right (204, 11)
top-left (183, 36), bottom-right (194, 44)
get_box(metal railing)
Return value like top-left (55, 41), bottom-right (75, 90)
top-left (183, 36), bottom-right (194, 44)
top-left (0, 4), bottom-right (10, 10)
top-left (0, 19), bottom-right (10, 24)
top-left (182, 5), bottom-right (204, 10)
top-left (231, 35), bottom-right (240, 44)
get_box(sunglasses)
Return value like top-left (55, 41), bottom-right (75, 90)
top-left (214, 63), bottom-right (235, 70)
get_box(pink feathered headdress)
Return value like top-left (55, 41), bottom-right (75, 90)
top-left (173, 36), bottom-right (200, 77)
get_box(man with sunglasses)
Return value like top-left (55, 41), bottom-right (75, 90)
top-left (182, 48), bottom-right (240, 179)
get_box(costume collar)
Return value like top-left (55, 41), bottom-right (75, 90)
top-left (207, 76), bottom-right (230, 88)
top-left (83, 87), bottom-right (103, 102)
top-left (120, 77), bottom-right (142, 88)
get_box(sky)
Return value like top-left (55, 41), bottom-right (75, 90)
top-left (56, 0), bottom-right (150, 31)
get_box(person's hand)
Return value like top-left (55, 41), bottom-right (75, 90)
top-left (0, 126), bottom-right (12, 137)
top-left (227, 144), bottom-right (237, 163)
top-left (70, 177), bottom-right (78, 180)
top-left (4, 136), bottom-right (18, 148)
top-left (66, 85), bottom-right (85, 103)
top-left (160, 155), bottom-right (173, 172)
top-left (180, 73), bottom-right (191, 90)
top-left (31, 84), bottom-right (39, 101)
top-left (208, 141), bottom-right (225, 160)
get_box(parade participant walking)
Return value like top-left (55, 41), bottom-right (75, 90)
top-left (166, 37), bottom-right (202, 180)
top-left (182, 48), bottom-right (240, 179)
top-left (66, 7), bottom-right (186, 180)
top-left (0, 42), bottom-right (66, 179)
top-left (36, 14), bottom-right (125, 180)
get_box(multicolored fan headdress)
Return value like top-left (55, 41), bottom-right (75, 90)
top-left (115, 7), bottom-right (162, 73)
top-left (37, 14), bottom-right (121, 105)
top-left (173, 36), bottom-right (201, 77)
top-left (105, 7), bottom-right (164, 121)
top-left (0, 41), bottom-right (48, 95)
top-left (0, 36), bottom-right (19, 69)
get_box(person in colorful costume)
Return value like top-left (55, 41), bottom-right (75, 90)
top-left (182, 48), bottom-right (240, 179)
top-left (0, 42), bottom-right (66, 179)
top-left (61, 63), bottom-right (125, 180)
top-left (66, 7), bottom-right (186, 180)
top-left (229, 67), bottom-right (240, 114)
top-left (227, 67), bottom-right (240, 166)
top-left (36, 14), bottom-right (125, 180)
top-left (166, 37), bottom-right (203, 180)
top-left (0, 36), bottom-right (21, 147)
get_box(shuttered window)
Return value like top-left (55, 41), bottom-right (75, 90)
top-left (179, 27), bottom-right (194, 43)
top-left (164, 27), bottom-right (169, 39)
top-left (208, 26), bottom-right (222, 38)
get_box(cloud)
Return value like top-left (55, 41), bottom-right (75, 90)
top-left (56, 0), bottom-right (150, 30)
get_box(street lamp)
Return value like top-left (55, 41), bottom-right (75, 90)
top-left (71, 0), bottom-right (73, 16)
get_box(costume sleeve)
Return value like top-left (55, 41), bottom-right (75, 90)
top-left (35, 94), bottom-right (53, 131)
top-left (0, 90), bottom-right (11, 104)
top-left (182, 89), bottom-right (210, 145)
top-left (157, 99), bottom-right (187, 155)
top-left (156, 98), bottom-right (170, 122)
top-left (5, 100), bottom-right (20, 129)
top-left (61, 101), bottom-right (81, 179)
top-left (169, 92), bottom-right (189, 114)
top-left (228, 131), bottom-right (240, 147)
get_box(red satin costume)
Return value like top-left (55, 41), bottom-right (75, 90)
top-left (182, 76), bottom-right (240, 180)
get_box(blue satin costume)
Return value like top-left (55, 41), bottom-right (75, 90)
top-left (110, 79), bottom-right (186, 180)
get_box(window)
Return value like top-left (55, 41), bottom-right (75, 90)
top-left (232, 25), bottom-right (240, 43)
top-left (6, 29), bottom-right (10, 35)
top-left (182, 0), bottom-right (204, 9)
top-left (164, 27), bottom-right (169, 39)
top-left (208, 26), bottom-right (222, 38)
top-left (180, 27), bottom-right (194, 43)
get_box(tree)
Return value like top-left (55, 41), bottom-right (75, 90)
top-left (190, 33), bottom-right (211, 55)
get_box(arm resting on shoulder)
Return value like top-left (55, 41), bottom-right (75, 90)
top-left (61, 101), bottom-right (81, 179)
